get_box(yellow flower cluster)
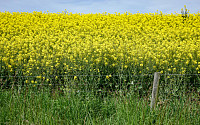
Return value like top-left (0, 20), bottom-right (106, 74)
top-left (0, 11), bottom-right (200, 77)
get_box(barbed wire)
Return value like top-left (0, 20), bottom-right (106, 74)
top-left (160, 74), bottom-right (200, 76)
top-left (0, 86), bottom-right (198, 94)
top-left (1, 73), bottom-right (200, 78)
top-left (0, 82), bottom-right (146, 86)
top-left (0, 74), bottom-right (154, 78)
top-left (1, 82), bottom-right (199, 87)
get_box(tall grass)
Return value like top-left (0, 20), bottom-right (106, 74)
top-left (0, 85), bottom-right (199, 124)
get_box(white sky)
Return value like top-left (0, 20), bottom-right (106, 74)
top-left (0, 0), bottom-right (199, 14)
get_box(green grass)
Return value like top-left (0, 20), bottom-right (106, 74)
top-left (0, 86), bottom-right (199, 125)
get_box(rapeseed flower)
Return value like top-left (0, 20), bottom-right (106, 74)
top-left (0, 11), bottom-right (199, 83)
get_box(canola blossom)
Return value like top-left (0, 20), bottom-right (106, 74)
top-left (0, 11), bottom-right (200, 80)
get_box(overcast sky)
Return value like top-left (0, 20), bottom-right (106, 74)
top-left (0, 0), bottom-right (199, 14)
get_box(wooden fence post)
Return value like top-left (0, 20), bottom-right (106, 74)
top-left (150, 72), bottom-right (161, 109)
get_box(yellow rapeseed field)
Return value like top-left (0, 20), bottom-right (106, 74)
top-left (0, 11), bottom-right (200, 78)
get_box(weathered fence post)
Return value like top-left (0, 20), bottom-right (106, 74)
top-left (150, 72), bottom-right (161, 109)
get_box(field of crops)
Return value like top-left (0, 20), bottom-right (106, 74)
top-left (0, 10), bottom-right (200, 124)
top-left (1, 11), bottom-right (200, 80)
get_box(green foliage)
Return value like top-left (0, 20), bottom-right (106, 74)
top-left (0, 87), bottom-right (199, 124)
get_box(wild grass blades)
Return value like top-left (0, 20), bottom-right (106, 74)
top-left (0, 86), bottom-right (199, 124)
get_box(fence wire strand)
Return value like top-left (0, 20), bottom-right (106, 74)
top-left (0, 74), bottom-right (154, 78)
top-left (1, 73), bottom-right (200, 78)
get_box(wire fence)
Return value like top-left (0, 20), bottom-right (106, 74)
top-left (1, 72), bottom-right (199, 124)
top-left (1, 73), bottom-right (200, 78)
top-left (0, 74), bottom-right (154, 78)
top-left (1, 73), bottom-right (199, 94)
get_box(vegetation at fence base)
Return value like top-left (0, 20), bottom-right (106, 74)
top-left (0, 86), bottom-right (199, 124)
